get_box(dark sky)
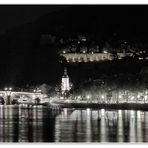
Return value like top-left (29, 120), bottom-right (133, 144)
top-left (1, 5), bottom-right (148, 87)
top-left (0, 5), bottom-right (66, 34)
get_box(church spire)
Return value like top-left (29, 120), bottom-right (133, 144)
top-left (63, 67), bottom-right (68, 77)
top-left (61, 67), bottom-right (70, 94)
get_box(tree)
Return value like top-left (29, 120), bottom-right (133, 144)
top-left (39, 83), bottom-right (52, 94)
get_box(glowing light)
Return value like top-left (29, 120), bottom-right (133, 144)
top-left (87, 95), bottom-right (90, 99)
top-left (139, 57), bottom-right (143, 60)
top-left (119, 95), bottom-right (122, 99)
top-left (4, 88), bottom-right (8, 91)
top-left (63, 50), bottom-right (66, 54)
top-left (103, 51), bottom-right (108, 54)
top-left (101, 95), bottom-right (105, 99)
top-left (137, 95), bottom-right (140, 98)
top-left (78, 96), bottom-right (81, 99)
top-left (82, 38), bottom-right (86, 42)
top-left (9, 88), bottom-right (12, 91)
top-left (83, 51), bottom-right (86, 54)
top-left (131, 96), bottom-right (135, 100)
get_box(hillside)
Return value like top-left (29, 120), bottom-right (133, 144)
top-left (0, 5), bottom-right (147, 87)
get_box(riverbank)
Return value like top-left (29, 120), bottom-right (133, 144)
top-left (1, 102), bottom-right (148, 111)
top-left (53, 102), bottom-right (148, 111)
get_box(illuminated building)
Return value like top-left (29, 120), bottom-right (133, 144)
top-left (60, 53), bottom-right (134, 63)
top-left (61, 67), bottom-right (70, 94)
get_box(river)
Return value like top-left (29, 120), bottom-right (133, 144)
top-left (0, 105), bottom-right (148, 142)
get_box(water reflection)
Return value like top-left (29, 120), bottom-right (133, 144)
top-left (86, 108), bottom-right (92, 142)
top-left (137, 111), bottom-right (143, 142)
top-left (100, 112), bottom-right (107, 142)
top-left (0, 105), bottom-right (148, 142)
top-left (117, 110), bottom-right (124, 142)
top-left (144, 112), bottom-right (148, 142)
top-left (129, 110), bottom-right (136, 142)
top-left (0, 105), bottom-right (60, 142)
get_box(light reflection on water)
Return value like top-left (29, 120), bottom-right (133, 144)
top-left (1, 105), bottom-right (148, 142)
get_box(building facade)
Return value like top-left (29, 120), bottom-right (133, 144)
top-left (61, 67), bottom-right (70, 94)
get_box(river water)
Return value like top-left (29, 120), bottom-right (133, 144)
top-left (0, 105), bottom-right (148, 142)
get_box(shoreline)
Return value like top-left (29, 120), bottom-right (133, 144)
top-left (1, 102), bottom-right (148, 111)
top-left (53, 102), bottom-right (148, 111)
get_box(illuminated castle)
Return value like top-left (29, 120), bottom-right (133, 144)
top-left (61, 67), bottom-right (70, 94)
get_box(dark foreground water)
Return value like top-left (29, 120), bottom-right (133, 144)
top-left (0, 105), bottom-right (148, 142)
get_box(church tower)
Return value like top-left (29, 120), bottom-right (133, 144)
top-left (61, 67), bottom-right (70, 94)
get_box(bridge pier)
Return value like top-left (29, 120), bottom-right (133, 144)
top-left (6, 95), bottom-right (11, 105)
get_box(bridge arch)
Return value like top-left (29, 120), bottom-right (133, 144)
top-left (0, 96), bottom-right (5, 104)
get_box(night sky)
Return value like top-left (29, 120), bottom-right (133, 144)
top-left (0, 5), bottom-right (148, 87)
top-left (0, 5), bottom-right (66, 34)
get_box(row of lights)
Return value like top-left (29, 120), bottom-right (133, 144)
top-left (63, 50), bottom-right (108, 54)
top-left (63, 50), bottom-right (147, 55)
top-left (3, 87), bottom-right (42, 93)
top-left (33, 88), bottom-right (42, 93)
top-left (4, 87), bottom-right (12, 91)
top-left (77, 94), bottom-right (148, 100)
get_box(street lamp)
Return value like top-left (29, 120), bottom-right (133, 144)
top-left (5, 87), bottom-right (12, 105)
top-left (118, 95), bottom-right (122, 104)
top-left (101, 95), bottom-right (105, 103)
top-left (33, 88), bottom-right (42, 105)
top-left (87, 95), bottom-right (90, 103)
top-left (144, 96), bottom-right (147, 104)
top-left (119, 95), bottom-right (122, 99)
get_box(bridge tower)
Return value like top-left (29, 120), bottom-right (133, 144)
top-left (61, 67), bottom-right (70, 94)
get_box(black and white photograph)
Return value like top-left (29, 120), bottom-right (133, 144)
top-left (1, 2), bottom-right (148, 144)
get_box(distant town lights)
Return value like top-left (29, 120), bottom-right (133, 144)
top-left (5, 87), bottom-right (12, 91)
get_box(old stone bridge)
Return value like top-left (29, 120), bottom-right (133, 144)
top-left (0, 91), bottom-right (47, 105)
